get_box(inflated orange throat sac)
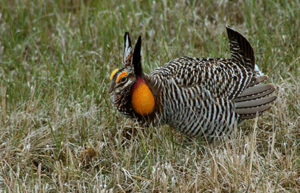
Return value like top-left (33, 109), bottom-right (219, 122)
top-left (131, 77), bottom-right (155, 115)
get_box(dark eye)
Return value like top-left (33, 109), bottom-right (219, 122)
top-left (119, 76), bottom-right (127, 83)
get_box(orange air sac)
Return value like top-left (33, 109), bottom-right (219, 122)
top-left (131, 77), bottom-right (155, 115)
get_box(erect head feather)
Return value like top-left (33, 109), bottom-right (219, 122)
top-left (123, 32), bottom-right (133, 67)
top-left (133, 36), bottom-right (143, 77)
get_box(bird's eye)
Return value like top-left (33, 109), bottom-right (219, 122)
top-left (119, 76), bottom-right (127, 83)
top-left (116, 71), bottom-right (128, 83)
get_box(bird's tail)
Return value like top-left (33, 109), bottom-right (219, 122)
top-left (234, 75), bottom-right (276, 120)
top-left (226, 26), bottom-right (255, 70)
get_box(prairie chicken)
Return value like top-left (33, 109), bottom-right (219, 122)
top-left (109, 27), bottom-right (276, 140)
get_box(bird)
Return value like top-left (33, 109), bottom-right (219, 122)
top-left (109, 27), bottom-right (276, 141)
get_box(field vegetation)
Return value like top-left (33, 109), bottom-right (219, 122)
top-left (0, 0), bottom-right (299, 192)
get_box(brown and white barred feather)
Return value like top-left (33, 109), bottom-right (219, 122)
top-left (109, 27), bottom-right (276, 141)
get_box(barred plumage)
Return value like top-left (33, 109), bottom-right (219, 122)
top-left (109, 27), bottom-right (276, 140)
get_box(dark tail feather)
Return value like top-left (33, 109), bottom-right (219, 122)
top-left (226, 27), bottom-right (255, 70)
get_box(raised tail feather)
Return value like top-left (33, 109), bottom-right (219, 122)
top-left (226, 26), bottom-right (255, 70)
top-left (234, 76), bottom-right (276, 120)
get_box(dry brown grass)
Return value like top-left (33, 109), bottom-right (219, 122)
top-left (0, 0), bottom-right (299, 192)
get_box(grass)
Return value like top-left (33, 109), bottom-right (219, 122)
top-left (0, 0), bottom-right (299, 192)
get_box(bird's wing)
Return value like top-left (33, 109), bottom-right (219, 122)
top-left (151, 56), bottom-right (254, 99)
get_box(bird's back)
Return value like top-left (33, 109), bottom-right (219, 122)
top-left (151, 56), bottom-right (254, 99)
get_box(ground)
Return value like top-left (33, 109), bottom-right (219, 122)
top-left (0, 0), bottom-right (299, 192)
